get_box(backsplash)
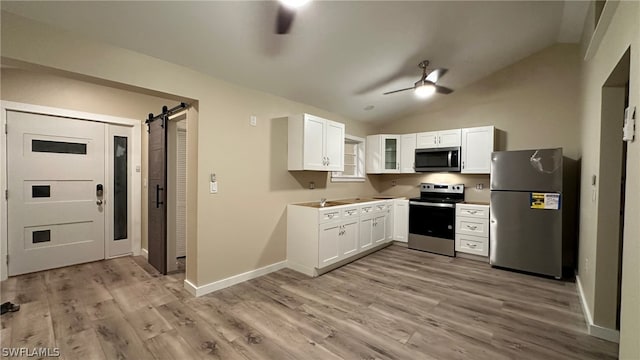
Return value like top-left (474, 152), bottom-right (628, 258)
top-left (369, 173), bottom-right (490, 203)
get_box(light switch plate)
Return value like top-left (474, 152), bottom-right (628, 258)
top-left (250, 115), bottom-right (257, 127)
top-left (210, 181), bottom-right (218, 194)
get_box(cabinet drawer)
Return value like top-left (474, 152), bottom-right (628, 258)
top-left (374, 203), bottom-right (387, 213)
top-left (342, 206), bottom-right (359, 218)
top-left (456, 216), bottom-right (489, 237)
top-left (456, 234), bottom-right (488, 256)
top-left (360, 205), bottom-right (375, 214)
top-left (319, 209), bottom-right (341, 223)
top-left (456, 204), bottom-right (489, 219)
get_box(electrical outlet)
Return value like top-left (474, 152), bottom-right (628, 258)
top-left (250, 115), bottom-right (257, 127)
top-left (475, 184), bottom-right (484, 190)
top-left (309, 181), bottom-right (315, 189)
top-left (391, 180), bottom-right (397, 186)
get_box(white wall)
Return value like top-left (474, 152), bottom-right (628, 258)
top-left (0, 12), bottom-right (378, 288)
top-left (577, 1), bottom-right (640, 357)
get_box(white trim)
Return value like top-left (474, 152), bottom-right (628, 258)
top-left (0, 101), bottom-right (142, 280)
top-left (576, 275), bottom-right (621, 343)
top-left (584, 0), bottom-right (620, 61)
top-left (141, 248), bottom-right (149, 259)
top-left (183, 260), bottom-right (287, 297)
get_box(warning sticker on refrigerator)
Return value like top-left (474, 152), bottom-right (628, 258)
top-left (530, 193), bottom-right (561, 210)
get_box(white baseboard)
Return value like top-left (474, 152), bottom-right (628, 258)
top-left (183, 260), bottom-right (287, 297)
top-left (576, 275), bottom-right (620, 343)
top-left (141, 248), bottom-right (148, 259)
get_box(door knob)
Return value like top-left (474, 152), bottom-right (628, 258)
top-left (96, 199), bottom-right (103, 205)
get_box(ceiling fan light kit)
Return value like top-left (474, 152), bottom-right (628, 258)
top-left (414, 82), bottom-right (436, 98)
top-left (278, 0), bottom-right (311, 9)
top-left (275, 0), bottom-right (311, 34)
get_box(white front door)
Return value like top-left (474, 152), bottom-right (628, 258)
top-left (7, 111), bottom-right (106, 275)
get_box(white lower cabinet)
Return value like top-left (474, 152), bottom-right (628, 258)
top-left (359, 214), bottom-right (374, 251)
top-left (392, 199), bottom-right (409, 242)
top-left (339, 219), bottom-right (360, 258)
top-left (288, 200), bottom-right (394, 277)
top-left (455, 203), bottom-right (490, 258)
top-left (319, 222), bottom-right (341, 267)
top-left (372, 214), bottom-right (387, 245)
top-left (385, 201), bottom-right (394, 240)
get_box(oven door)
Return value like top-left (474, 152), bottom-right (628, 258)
top-left (409, 201), bottom-right (455, 239)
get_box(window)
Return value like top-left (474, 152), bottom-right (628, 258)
top-left (32, 139), bottom-right (87, 154)
top-left (331, 135), bottom-right (366, 182)
top-left (114, 136), bottom-right (128, 240)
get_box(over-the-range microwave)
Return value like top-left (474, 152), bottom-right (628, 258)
top-left (414, 146), bottom-right (461, 172)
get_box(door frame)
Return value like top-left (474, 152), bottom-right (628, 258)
top-left (0, 101), bottom-right (142, 281)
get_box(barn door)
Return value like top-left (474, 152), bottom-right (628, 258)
top-left (148, 115), bottom-right (167, 274)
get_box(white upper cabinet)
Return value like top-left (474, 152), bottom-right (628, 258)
top-left (400, 133), bottom-right (417, 173)
top-left (288, 113), bottom-right (345, 171)
top-left (461, 126), bottom-right (495, 174)
top-left (416, 129), bottom-right (461, 148)
top-left (366, 135), bottom-right (401, 174)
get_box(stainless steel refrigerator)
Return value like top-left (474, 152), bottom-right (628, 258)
top-left (490, 148), bottom-right (575, 279)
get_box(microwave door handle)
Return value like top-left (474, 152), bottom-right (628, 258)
top-left (448, 151), bottom-right (452, 168)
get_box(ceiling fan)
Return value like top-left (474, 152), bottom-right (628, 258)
top-left (383, 60), bottom-right (453, 98)
top-left (275, 0), bottom-right (310, 34)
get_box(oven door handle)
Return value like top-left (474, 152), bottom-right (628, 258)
top-left (409, 201), bottom-right (455, 208)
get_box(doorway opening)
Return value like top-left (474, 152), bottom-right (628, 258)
top-left (594, 47), bottom-right (629, 332)
top-left (167, 112), bottom-right (187, 274)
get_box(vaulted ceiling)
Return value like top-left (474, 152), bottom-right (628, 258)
top-left (1, 1), bottom-right (589, 124)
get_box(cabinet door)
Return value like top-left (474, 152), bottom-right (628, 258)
top-left (438, 129), bottom-right (462, 147)
top-left (339, 219), bottom-right (359, 257)
top-left (416, 131), bottom-right (438, 148)
top-left (393, 200), bottom-right (409, 242)
top-left (461, 126), bottom-right (494, 174)
top-left (400, 134), bottom-right (416, 173)
top-left (366, 135), bottom-right (382, 174)
top-left (382, 135), bottom-right (401, 173)
top-left (324, 120), bottom-right (345, 171)
top-left (319, 222), bottom-right (341, 267)
top-left (359, 215), bottom-right (374, 250)
top-left (385, 204), bottom-right (393, 241)
top-left (303, 115), bottom-right (326, 170)
top-left (373, 214), bottom-right (387, 245)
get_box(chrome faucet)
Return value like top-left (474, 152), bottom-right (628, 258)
top-left (320, 198), bottom-right (327, 207)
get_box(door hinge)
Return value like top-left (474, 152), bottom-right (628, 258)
top-left (4, 190), bottom-right (7, 200)
top-left (6, 255), bottom-right (8, 265)
top-left (4, 124), bottom-right (7, 134)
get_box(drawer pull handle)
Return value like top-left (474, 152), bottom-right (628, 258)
top-left (467, 243), bottom-right (477, 248)
top-left (467, 210), bottom-right (478, 214)
top-left (467, 225), bottom-right (478, 230)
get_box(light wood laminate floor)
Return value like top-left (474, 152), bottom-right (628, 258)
top-left (1, 245), bottom-right (618, 359)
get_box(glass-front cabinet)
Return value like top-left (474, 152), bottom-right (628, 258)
top-left (366, 134), bottom-right (401, 174)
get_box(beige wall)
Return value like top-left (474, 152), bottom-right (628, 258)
top-left (374, 44), bottom-right (581, 203)
top-left (0, 67), bottom-right (180, 253)
top-left (578, 1), bottom-right (640, 357)
top-left (0, 12), bottom-right (378, 287)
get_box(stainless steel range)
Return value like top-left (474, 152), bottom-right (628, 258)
top-left (408, 183), bottom-right (464, 256)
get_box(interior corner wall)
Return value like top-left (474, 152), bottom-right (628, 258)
top-left (0, 12), bottom-right (379, 289)
top-left (0, 67), bottom-right (178, 254)
top-left (578, 1), bottom-right (640, 357)
top-left (374, 43), bottom-right (581, 204)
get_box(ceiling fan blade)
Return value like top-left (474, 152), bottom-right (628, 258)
top-left (383, 87), bottom-right (415, 95)
top-left (275, 5), bottom-right (296, 34)
top-left (426, 68), bottom-right (448, 83)
top-left (435, 85), bottom-right (454, 94)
